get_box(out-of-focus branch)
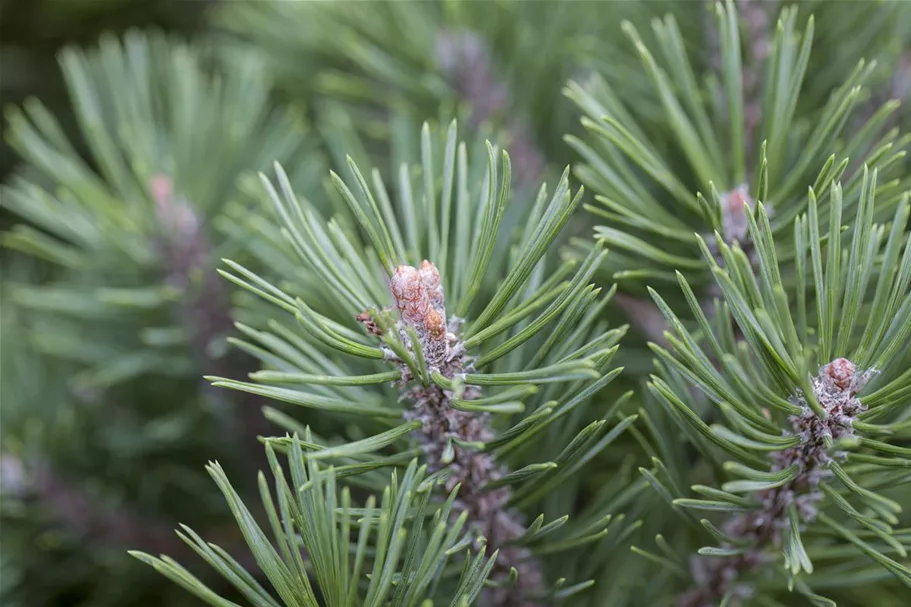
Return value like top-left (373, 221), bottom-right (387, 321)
top-left (3, 453), bottom-right (180, 554)
top-left (849, 49), bottom-right (911, 177)
top-left (737, 0), bottom-right (773, 165)
top-left (614, 293), bottom-right (670, 348)
top-left (151, 175), bottom-right (271, 470)
top-left (436, 29), bottom-right (546, 188)
top-left (1, 452), bottom-right (258, 570)
top-left (892, 52), bottom-right (911, 104)
top-left (705, 0), bottom-right (773, 170)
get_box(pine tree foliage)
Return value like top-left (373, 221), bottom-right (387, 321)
top-left (1, 30), bottom-right (319, 388)
top-left (639, 173), bottom-right (911, 605)
top-left (136, 119), bottom-right (637, 605)
top-left (0, 31), bottom-right (321, 607)
top-left (565, 0), bottom-right (910, 290)
top-left (214, 0), bottom-right (691, 190)
top-left (1, 1), bottom-right (910, 607)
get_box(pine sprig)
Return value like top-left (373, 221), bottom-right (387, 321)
top-left (0, 31), bottom-right (322, 607)
top-left (641, 172), bottom-right (911, 605)
top-left (565, 0), bottom-right (909, 290)
top-left (1, 30), bottom-right (320, 390)
top-left (132, 441), bottom-right (496, 607)
top-left (182, 119), bottom-right (635, 603)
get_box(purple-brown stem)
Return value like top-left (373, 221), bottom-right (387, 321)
top-left (614, 293), bottom-right (669, 349)
top-left (737, 0), bottom-right (773, 167)
top-left (848, 50), bottom-right (910, 178)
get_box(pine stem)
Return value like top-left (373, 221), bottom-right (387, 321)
top-left (737, 0), bottom-right (774, 169)
top-left (614, 293), bottom-right (670, 347)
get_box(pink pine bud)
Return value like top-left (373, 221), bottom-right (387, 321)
top-left (150, 174), bottom-right (198, 238)
top-left (150, 174), bottom-right (174, 205)
top-left (391, 262), bottom-right (449, 335)
top-left (390, 262), bottom-right (450, 366)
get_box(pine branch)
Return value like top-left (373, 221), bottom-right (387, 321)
top-left (170, 119), bottom-right (633, 604)
top-left (644, 176), bottom-right (911, 603)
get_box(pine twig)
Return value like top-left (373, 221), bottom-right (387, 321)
top-left (678, 359), bottom-right (873, 606)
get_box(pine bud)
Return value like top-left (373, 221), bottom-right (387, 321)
top-left (150, 174), bottom-right (199, 239)
top-left (419, 260), bottom-right (445, 313)
top-left (356, 311), bottom-right (383, 337)
top-left (391, 264), bottom-right (431, 329)
top-left (822, 357), bottom-right (856, 393)
top-left (425, 309), bottom-right (446, 340)
top-left (720, 184), bottom-right (753, 245)
top-left (391, 261), bottom-right (448, 341)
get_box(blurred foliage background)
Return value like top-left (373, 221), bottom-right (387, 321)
top-left (0, 0), bottom-right (211, 183)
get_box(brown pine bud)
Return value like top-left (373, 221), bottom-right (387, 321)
top-left (425, 309), bottom-right (446, 340)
